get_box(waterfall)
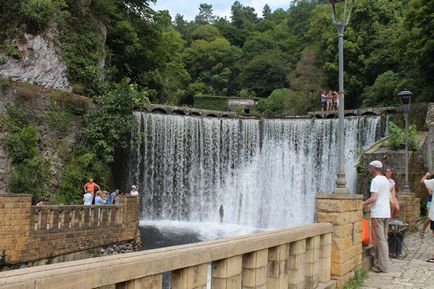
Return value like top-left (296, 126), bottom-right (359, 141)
top-left (128, 113), bottom-right (384, 229)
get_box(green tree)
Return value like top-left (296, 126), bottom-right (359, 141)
top-left (240, 50), bottom-right (290, 97)
top-left (183, 37), bottom-right (242, 96)
top-left (195, 3), bottom-right (216, 25)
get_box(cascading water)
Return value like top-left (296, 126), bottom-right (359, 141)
top-left (128, 113), bottom-right (384, 230)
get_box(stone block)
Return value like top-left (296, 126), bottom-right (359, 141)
top-left (172, 264), bottom-right (208, 289)
top-left (242, 266), bottom-right (267, 288)
top-left (243, 249), bottom-right (268, 268)
top-left (289, 240), bottom-right (306, 255)
top-left (317, 212), bottom-right (361, 226)
top-left (212, 275), bottom-right (242, 289)
top-left (212, 256), bottom-right (243, 278)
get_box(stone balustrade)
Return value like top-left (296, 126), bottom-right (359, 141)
top-left (0, 194), bottom-right (139, 266)
top-left (0, 223), bottom-right (335, 289)
top-left (31, 205), bottom-right (124, 232)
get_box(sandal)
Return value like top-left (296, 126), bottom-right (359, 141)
top-left (371, 266), bottom-right (384, 273)
top-left (426, 258), bottom-right (434, 263)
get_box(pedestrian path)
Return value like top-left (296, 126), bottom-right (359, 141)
top-left (361, 227), bottom-right (434, 289)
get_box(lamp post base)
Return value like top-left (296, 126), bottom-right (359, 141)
top-left (334, 173), bottom-right (349, 194)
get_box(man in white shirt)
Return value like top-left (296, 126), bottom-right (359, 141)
top-left (363, 160), bottom-right (391, 273)
top-left (130, 185), bottom-right (139, 196)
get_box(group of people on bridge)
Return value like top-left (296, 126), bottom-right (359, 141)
top-left (320, 90), bottom-right (340, 111)
top-left (82, 178), bottom-right (139, 205)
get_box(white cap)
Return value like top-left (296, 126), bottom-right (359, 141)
top-left (131, 185), bottom-right (137, 189)
top-left (369, 160), bottom-right (383, 169)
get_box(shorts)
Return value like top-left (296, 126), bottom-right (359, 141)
top-left (431, 220), bottom-right (434, 231)
top-left (428, 201), bottom-right (432, 209)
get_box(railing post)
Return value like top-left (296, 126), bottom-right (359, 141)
top-left (305, 236), bottom-right (320, 289)
top-left (287, 240), bottom-right (306, 289)
top-left (116, 274), bottom-right (162, 289)
top-left (319, 233), bottom-right (332, 283)
top-left (171, 264), bottom-right (208, 289)
top-left (267, 245), bottom-right (288, 289)
top-left (243, 249), bottom-right (268, 289)
top-left (212, 256), bottom-right (242, 289)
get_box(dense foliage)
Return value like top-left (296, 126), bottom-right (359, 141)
top-left (387, 121), bottom-right (418, 150)
top-left (1, 0), bottom-right (432, 115)
top-left (1, 106), bottom-right (49, 201)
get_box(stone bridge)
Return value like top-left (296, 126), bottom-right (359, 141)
top-left (144, 104), bottom-right (237, 118)
top-left (308, 106), bottom-right (399, 119)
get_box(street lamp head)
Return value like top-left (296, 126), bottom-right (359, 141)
top-left (398, 90), bottom-right (412, 105)
top-left (398, 89), bottom-right (412, 112)
top-left (327, 0), bottom-right (355, 25)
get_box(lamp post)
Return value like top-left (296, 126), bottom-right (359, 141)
top-left (398, 89), bottom-right (412, 193)
top-left (327, 0), bottom-right (354, 194)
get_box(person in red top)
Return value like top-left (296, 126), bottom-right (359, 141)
top-left (83, 178), bottom-right (100, 195)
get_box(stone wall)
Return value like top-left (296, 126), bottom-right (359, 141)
top-left (0, 194), bottom-right (139, 268)
top-left (316, 194), bottom-right (363, 289)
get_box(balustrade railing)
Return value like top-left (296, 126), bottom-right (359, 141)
top-left (31, 205), bottom-right (124, 232)
top-left (0, 223), bottom-right (334, 289)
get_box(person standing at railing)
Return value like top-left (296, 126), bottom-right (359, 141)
top-left (130, 185), bottom-right (139, 196)
top-left (83, 178), bottom-right (100, 196)
top-left (95, 191), bottom-right (106, 205)
top-left (110, 190), bottom-right (119, 204)
top-left (83, 191), bottom-right (93, 205)
top-left (363, 160), bottom-right (391, 273)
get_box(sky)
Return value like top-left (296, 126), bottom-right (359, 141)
top-left (151, 0), bottom-right (293, 21)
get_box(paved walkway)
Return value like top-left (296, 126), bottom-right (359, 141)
top-left (361, 225), bottom-right (434, 289)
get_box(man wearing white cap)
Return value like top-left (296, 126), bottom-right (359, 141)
top-left (363, 160), bottom-right (391, 273)
top-left (130, 185), bottom-right (139, 196)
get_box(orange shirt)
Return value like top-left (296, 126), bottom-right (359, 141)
top-left (84, 182), bottom-right (97, 194)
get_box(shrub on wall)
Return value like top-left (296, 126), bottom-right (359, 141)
top-left (1, 106), bottom-right (50, 200)
top-left (388, 121), bottom-right (418, 150)
top-left (193, 96), bottom-right (228, 111)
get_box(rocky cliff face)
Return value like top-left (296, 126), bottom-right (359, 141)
top-left (0, 33), bottom-right (71, 92)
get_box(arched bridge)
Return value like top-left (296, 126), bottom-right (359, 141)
top-left (308, 106), bottom-right (399, 119)
top-left (144, 104), bottom-right (237, 118)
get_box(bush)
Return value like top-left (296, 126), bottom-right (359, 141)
top-left (6, 125), bottom-right (39, 162)
top-left (388, 121), bottom-right (418, 150)
top-left (193, 96), bottom-right (228, 111)
top-left (21, 0), bottom-right (56, 32)
top-left (3, 106), bottom-right (50, 200)
top-left (9, 156), bottom-right (49, 200)
top-left (254, 88), bottom-right (290, 116)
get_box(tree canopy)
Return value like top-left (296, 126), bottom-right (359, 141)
top-left (1, 0), bottom-right (433, 112)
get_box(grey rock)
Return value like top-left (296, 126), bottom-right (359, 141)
top-left (0, 33), bottom-right (71, 91)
